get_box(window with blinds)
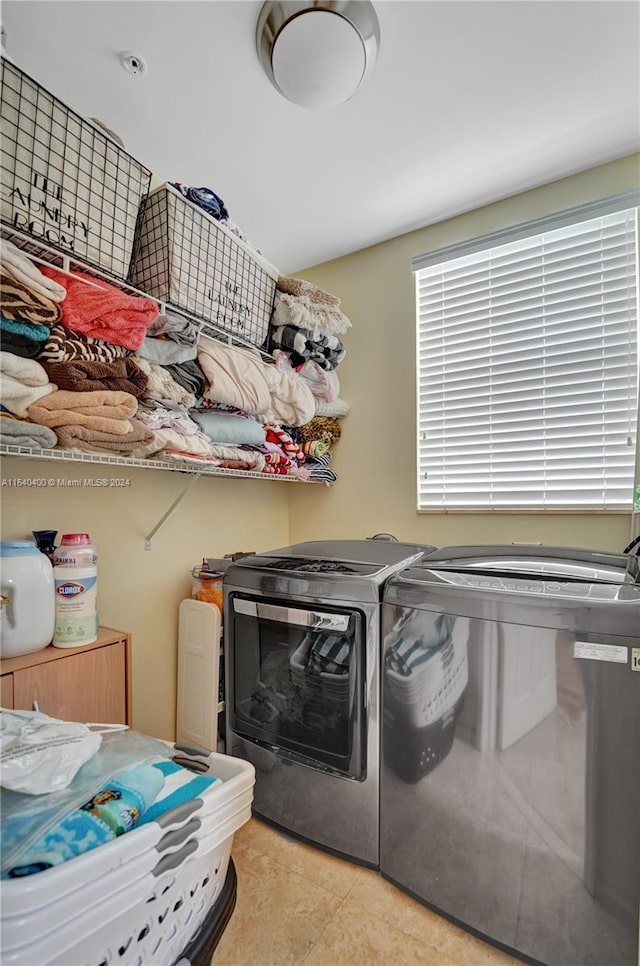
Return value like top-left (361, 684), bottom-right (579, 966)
top-left (414, 197), bottom-right (639, 510)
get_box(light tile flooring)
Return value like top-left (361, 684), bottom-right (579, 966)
top-left (214, 817), bottom-right (523, 966)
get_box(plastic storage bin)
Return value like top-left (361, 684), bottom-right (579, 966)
top-left (0, 60), bottom-right (151, 280)
top-left (130, 183), bottom-right (279, 349)
top-left (0, 742), bottom-right (254, 966)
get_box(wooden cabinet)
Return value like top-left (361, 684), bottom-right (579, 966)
top-left (0, 627), bottom-right (132, 724)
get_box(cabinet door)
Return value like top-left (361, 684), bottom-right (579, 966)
top-left (12, 643), bottom-right (127, 723)
top-left (1, 673), bottom-right (14, 709)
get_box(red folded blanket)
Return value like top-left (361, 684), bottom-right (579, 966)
top-left (40, 266), bottom-right (158, 351)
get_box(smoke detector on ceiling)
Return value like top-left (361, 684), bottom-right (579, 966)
top-left (256, 1), bottom-right (380, 110)
top-left (119, 51), bottom-right (148, 76)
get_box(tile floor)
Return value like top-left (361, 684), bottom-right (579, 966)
top-left (214, 817), bottom-right (523, 966)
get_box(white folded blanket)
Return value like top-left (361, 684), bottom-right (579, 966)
top-left (198, 337), bottom-right (272, 415)
top-left (0, 352), bottom-right (57, 417)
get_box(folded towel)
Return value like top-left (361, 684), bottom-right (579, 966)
top-left (1, 316), bottom-right (50, 342)
top-left (54, 418), bottom-right (154, 454)
top-left (43, 358), bottom-right (148, 397)
top-left (39, 266), bottom-right (158, 350)
top-left (277, 276), bottom-right (341, 307)
top-left (304, 453), bottom-right (338, 484)
top-left (0, 352), bottom-right (57, 417)
top-left (164, 358), bottom-right (206, 397)
top-left (0, 272), bottom-right (61, 326)
top-left (191, 411), bottom-right (267, 445)
top-left (3, 764), bottom-right (163, 878)
top-left (38, 324), bottom-right (133, 364)
top-left (0, 241), bottom-right (67, 302)
top-left (270, 325), bottom-right (345, 371)
top-left (138, 759), bottom-right (221, 826)
top-left (264, 425), bottom-right (306, 466)
top-left (28, 389), bottom-right (138, 435)
top-left (0, 413), bottom-right (57, 449)
top-left (0, 330), bottom-right (42, 358)
top-left (301, 439), bottom-right (330, 458)
top-left (272, 291), bottom-right (352, 337)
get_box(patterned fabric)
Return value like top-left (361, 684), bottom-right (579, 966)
top-left (297, 416), bottom-right (342, 446)
top-left (276, 276), bottom-right (341, 307)
top-left (304, 453), bottom-right (337, 484)
top-left (38, 324), bottom-right (132, 364)
top-left (270, 324), bottom-right (345, 371)
top-left (0, 272), bottom-right (61, 325)
top-left (315, 397), bottom-right (350, 418)
top-left (264, 425), bottom-right (306, 465)
top-left (308, 633), bottom-right (351, 676)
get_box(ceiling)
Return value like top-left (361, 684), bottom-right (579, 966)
top-left (2, 1), bottom-right (639, 274)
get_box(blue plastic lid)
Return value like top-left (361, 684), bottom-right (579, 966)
top-left (0, 540), bottom-right (39, 557)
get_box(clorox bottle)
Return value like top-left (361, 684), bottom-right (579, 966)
top-left (52, 534), bottom-right (99, 647)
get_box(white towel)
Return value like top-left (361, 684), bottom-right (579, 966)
top-left (0, 352), bottom-right (57, 417)
top-left (0, 240), bottom-right (67, 303)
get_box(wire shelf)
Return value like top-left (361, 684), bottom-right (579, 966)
top-left (0, 444), bottom-right (316, 483)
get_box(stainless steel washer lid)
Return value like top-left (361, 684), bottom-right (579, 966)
top-left (258, 540), bottom-right (431, 569)
top-left (415, 544), bottom-right (633, 583)
top-left (384, 545), bottom-right (640, 636)
top-left (223, 540), bottom-right (434, 602)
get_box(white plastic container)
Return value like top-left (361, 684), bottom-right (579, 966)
top-left (52, 534), bottom-right (99, 648)
top-left (0, 540), bottom-right (55, 658)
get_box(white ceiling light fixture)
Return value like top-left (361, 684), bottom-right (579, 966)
top-left (256, 1), bottom-right (380, 110)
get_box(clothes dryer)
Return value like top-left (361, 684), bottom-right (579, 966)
top-left (224, 539), bottom-right (435, 865)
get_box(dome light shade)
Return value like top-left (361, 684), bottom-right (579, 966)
top-left (257, 1), bottom-right (380, 109)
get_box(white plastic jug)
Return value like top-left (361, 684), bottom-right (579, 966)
top-left (0, 541), bottom-right (55, 658)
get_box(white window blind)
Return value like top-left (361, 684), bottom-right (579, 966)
top-left (415, 201), bottom-right (639, 510)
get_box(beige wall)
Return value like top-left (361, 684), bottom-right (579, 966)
top-left (2, 155), bottom-right (638, 738)
top-left (289, 154), bottom-right (640, 553)
top-left (1, 458), bottom-right (290, 739)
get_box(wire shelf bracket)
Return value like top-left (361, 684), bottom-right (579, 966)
top-left (144, 472), bottom-right (202, 551)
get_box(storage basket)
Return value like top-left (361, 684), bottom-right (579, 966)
top-left (0, 59), bottom-right (152, 281)
top-left (129, 184), bottom-right (279, 350)
top-left (0, 743), bottom-right (255, 966)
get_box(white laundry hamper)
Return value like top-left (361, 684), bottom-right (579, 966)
top-left (0, 742), bottom-right (255, 966)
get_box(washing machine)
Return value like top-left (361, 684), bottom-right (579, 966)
top-left (380, 544), bottom-right (640, 966)
top-left (223, 538), bottom-right (435, 865)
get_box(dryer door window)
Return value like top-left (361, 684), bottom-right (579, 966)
top-left (229, 595), bottom-right (366, 780)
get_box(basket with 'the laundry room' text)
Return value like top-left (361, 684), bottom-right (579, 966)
top-left (0, 59), bottom-right (152, 281)
top-left (129, 183), bottom-right (279, 351)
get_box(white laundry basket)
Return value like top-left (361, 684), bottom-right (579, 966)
top-left (0, 743), bottom-right (255, 966)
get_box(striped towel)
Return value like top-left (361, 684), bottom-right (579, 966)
top-left (308, 633), bottom-right (351, 676)
top-left (385, 613), bottom-right (456, 677)
top-left (0, 272), bottom-right (61, 325)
